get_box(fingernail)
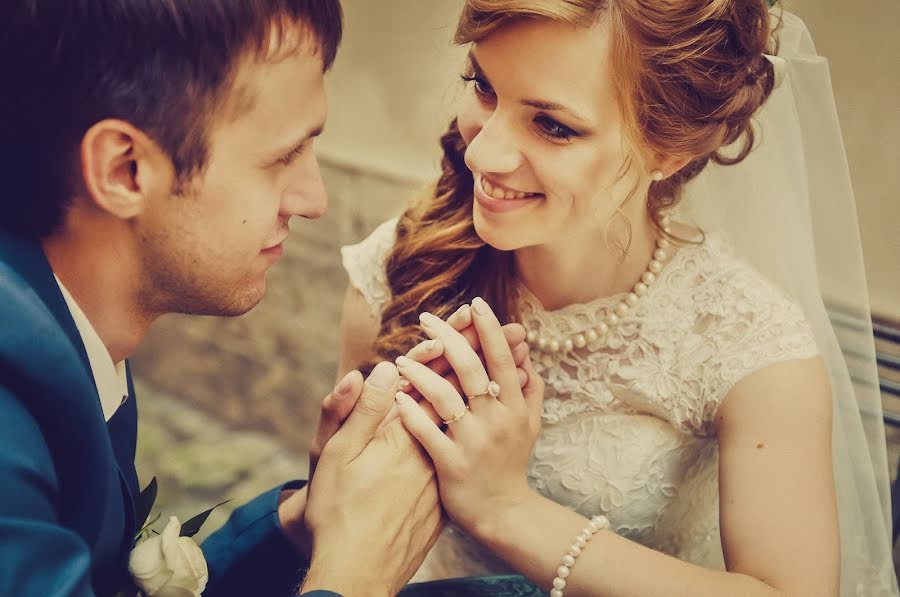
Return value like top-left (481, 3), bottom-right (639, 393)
top-left (395, 391), bottom-right (412, 404)
top-left (398, 378), bottom-right (411, 389)
top-left (334, 371), bottom-right (355, 395)
top-left (368, 361), bottom-right (397, 389)
top-left (395, 355), bottom-right (413, 368)
top-left (517, 367), bottom-right (528, 387)
top-left (419, 312), bottom-right (439, 326)
top-left (456, 304), bottom-right (471, 316)
top-left (472, 297), bottom-right (489, 315)
top-left (427, 339), bottom-right (441, 351)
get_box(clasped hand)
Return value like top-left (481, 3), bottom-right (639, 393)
top-left (298, 298), bottom-right (536, 595)
top-left (395, 296), bottom-right (544, 537)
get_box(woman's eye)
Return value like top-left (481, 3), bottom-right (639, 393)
top-left (460, 74), bottom-right (495, 99)
top-left (534, 115), bottom-right (578, 142)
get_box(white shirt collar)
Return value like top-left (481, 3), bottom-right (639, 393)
top-left (54, 275), bottom-right (129, 421)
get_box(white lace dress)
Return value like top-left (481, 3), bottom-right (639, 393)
top-left (341, 218), bottom-right (819, 581)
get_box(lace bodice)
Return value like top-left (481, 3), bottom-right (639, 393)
top-left (341, 218), bottom-right (819, 580)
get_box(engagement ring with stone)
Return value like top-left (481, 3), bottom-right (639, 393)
top-left (468, 380), bottom-right (501, 401)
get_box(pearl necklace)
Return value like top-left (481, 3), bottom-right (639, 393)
top-left (525, 218), bottom-right (674, 354)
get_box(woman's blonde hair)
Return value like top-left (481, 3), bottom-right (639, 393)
top-left (369, 0), bottom-right (778, 367)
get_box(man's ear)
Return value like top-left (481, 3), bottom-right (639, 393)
top-left (79, 119), bottom-right (175, 219)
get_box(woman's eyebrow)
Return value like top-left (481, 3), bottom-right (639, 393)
top-left (469, 50), bottom-right (594, 126)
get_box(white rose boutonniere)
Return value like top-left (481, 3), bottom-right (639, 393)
top-left (128, 516), bottom-right (208, 596)
top-left (115, 477), bottom-right (228, 597)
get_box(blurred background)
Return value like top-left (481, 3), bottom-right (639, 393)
top-left (131, 0), bottom-right (900, 563)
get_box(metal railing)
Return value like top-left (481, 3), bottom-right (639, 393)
top-left (839, 313), bottom-right (900, 543)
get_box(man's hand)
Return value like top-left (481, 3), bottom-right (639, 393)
top-left (300, 362), bottom-right (442, 597)
top-left (276, 369), bottom-right (366, 561)
top-left (308, 369), bottom-right (365, 481)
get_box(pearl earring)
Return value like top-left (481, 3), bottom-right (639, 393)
top-left (651, 170), bottom-right (664, 182)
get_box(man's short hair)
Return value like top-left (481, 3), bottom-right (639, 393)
top-left (0, 0), bottom-right (343, 239)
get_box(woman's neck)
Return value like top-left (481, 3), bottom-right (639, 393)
top-left (514, 212), bottom-right (658, 311)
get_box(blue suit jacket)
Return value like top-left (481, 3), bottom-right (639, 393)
top-left (0, 233), bottom-right (339, 597)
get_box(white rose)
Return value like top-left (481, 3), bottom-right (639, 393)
top-left (128, 516), bottom-right (209, 597)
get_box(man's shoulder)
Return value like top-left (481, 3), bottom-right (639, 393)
top-left (0, 233), bottom-right (59, 339)
top-left (0, 254), bottom-right (78, 378)
top-left (0, 239), bottom-right (105, 445)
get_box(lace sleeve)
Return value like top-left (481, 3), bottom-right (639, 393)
top-left (695, 269), bottom-right (820, 430)
top-left (340, 218), bottom-right (399, 320)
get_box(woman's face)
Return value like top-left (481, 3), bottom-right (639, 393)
top-left (457, 17), bottom-right (644, 252)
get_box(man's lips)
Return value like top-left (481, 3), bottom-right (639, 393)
top-left (262, 230), bottom-right (290, 251)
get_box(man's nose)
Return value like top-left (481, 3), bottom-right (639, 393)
top-left (281, 157), bottom-right (328, 220)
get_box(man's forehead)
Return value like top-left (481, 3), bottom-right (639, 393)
top-left (261, 17), bottom-right (323, 62)
top-left (224, 25), bottom-right (325, 124)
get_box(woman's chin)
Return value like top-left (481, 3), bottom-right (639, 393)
top-left (473, 214), bottom-right (529, 252)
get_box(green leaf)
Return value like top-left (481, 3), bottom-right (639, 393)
top-left (134, 477), bottom-right (158, 530)
top-left (180, 499), bottom-right (231, 538)
top-left (133, 511), bottom-right (162, 546)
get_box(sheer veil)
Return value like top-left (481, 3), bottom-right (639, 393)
top-left (680, 11), bottom-right (898, 594)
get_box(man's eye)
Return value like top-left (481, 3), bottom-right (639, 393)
top-left (278, 144), bottom-right (305, 166)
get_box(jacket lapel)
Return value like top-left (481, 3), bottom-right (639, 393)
top-left (109, 363), bottom-right (139, 499)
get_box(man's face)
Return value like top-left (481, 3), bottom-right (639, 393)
top-left (135, 37), bottom-right (329, 317)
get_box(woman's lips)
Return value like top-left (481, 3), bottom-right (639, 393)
top-left (474, 176), bottom-right (544, 214)
top-left (479, 175), bottom-right (542, 200)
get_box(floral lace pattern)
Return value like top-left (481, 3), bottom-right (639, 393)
top-left (343, 220), bottom-right (830, 583)
top-left (341, 218), bottom-right (399, 320)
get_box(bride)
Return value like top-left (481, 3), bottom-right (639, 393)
top-left (337, 1), bottom-right (897, 594)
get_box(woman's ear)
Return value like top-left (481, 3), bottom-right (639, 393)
top-left (650, 155), bottom-right (693, 181)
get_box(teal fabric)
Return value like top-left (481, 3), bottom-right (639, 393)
top-left (0, 232), bottom-right (313, 596)
top-left (202, 481), bottom-right (308, 596)
top-left (400, 575), bottom-right (543, 596)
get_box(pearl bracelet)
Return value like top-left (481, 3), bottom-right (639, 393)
top-left (549, 515), bottom-right (610, 597)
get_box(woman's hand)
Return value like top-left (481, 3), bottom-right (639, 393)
top-left (315, 304), bottom-right (531, 451)
top-left (395, 296), bottom-right (544, 536)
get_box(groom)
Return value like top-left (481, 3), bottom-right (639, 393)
top-left (0, 1), bottom-right (442, 596)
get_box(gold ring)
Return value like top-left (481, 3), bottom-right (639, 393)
top-left (442, 405), bottom-right (470, 425)
top-left (467, 380), bottom-right (501, 401)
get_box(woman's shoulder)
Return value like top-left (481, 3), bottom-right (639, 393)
top-left (663, 232), bottom-right (811, 331)
top-left (639, 232), bottom-right (821, 431)
top-left (340, 217), bottom-right (400, 318)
